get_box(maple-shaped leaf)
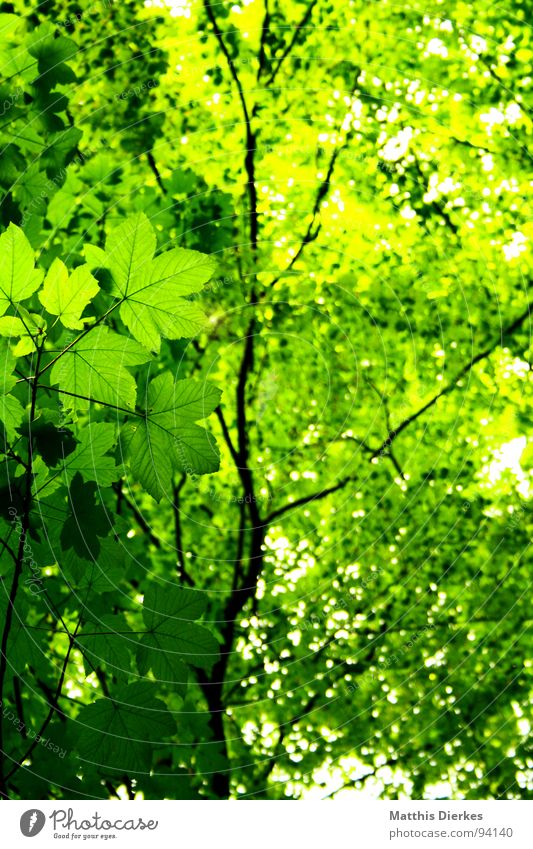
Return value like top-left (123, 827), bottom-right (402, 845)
top-left (50, 325), bottom-right (151, 411)
top-left (0, 224), bottom-right (43, 316)
top-left (39, 258), bottom-right (99, 329)
top-left (123, 372), bottom-right (221, 501)
top-left (137, 584), bottom-right (218, 680)
top-left (85, 212), bottom-right (214, 352)
top-left (75, 682), bottom-right (176, 773)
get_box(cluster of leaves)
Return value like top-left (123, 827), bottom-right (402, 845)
top-left (0, 202), bottom-right (222, 795)
top-left (0, 13), bottom-right (83, 236)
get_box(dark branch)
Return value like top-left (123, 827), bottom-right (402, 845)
top-left (173, 476), bottom-right (194, 586)
top-left (147, 151), bottom-right (167, 194)
top-left (264, 0), bottom-right (319, 86)
top-left (203, 0), bottom-right (258, 259)
top-left (4, 620), bottom-right (80, 784)
top-left (266, 475), bottom-right (356, 523)
top-left (215, 405), bottom-right (241, 469)
top-left (256, 0), bottom-right (271, 81)
top-left (267, 73), bottom-right (360, 291)
top-left (372, 301), bottom-right (531, 458)
top-left (112, 485), bottom-right (161, 548)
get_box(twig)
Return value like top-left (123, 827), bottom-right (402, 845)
top-left (173, 476), bottom-right (194, 585)
top-left (4, 620), bottom-right (81, 783)
top-left (264, 0), bottom-right (319, 86)
top-left (372, 302), bottom-right (531, 459)
top-left (0, 342), bottom-right (43, 795)
top-left (266, 475), bottom-right (356, 523)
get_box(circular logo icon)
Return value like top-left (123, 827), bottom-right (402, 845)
top-left (20, 810), bottom-right (46, 837)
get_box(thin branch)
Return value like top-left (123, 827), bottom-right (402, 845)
top-left (321, 770), bottom-right (376, 800)
top-left (267, 72), bottom-right (360, 291)
top-left (266, 475), bottom-right (356, 523)
top-left (0, 534), bottom-right (18, 564)
top-left (36, 384), bottom-right (139, 419)
top-left (12, 676), bottom-right (26, 739)
top-left (364, 378), bottom-right (406, 480)
top-left (235, 324), bottom-right (257, 471)
top-left (256, 0), bottom-right (271, 82)
top-left (173, 476), bottom-right (194, 586)
top-left (266, 301), bottom-right (530, 523)
top-left (450, 135), bottom-right (497, 155)
top-left (232, 499), bottom-right (247, 593)
top-left (264, 0), bottom-right (319, 87)
top-left (372, 302), bottom-right (531, 458)
top-left (4, 619), bottom-right (81, 783)
top-left (112, 485), bottom-right (162, 549)
top-left (203, 0), bottom-right (258, 259)
top-left (385, 450), bottom-right (406, 481)
top-left (412, 153), bottom-right (458, 235)
top-left (36, 300), bottom-right (123, 378)
top-left (268, 145), bottom-right (340, 288)
top-left (204, 0), bottom-right (262, 541)
top-left (147, 151), bottom-right (167, 194)
top-left (215, 405), bottom-right (241, 468)
top-left (478, 54), bottom-right (532, 122)
top-left (0, 341), bottom-right (43, 796)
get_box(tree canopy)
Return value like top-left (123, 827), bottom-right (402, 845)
top-left (0, 0), bottom-right (531, 800)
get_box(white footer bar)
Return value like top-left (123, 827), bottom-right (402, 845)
top-left (2, 799), bottom-right (531, 848)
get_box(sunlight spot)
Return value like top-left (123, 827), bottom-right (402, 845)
top-left (482, 436), bottom-right (530, 497)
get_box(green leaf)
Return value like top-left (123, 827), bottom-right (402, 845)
top-left (137, 630), bottom-right (189, 694)
top-left (0, 341), bottom-right (17, 393)
top-left (105, 212), bottom-right (157, 296)
top-left (50, 325), bottom-right (151, 411)
top-left (26, 26), bottom-right (77, 89)
top-left (44, 422), bottom-right (120, 490)
top-left (143, 583), bottom-right (207, 624)
top-left (60, 474), bottom-right (109, 559)
top-left (78, 614), bottom-right (133, 679)
top-left (0, 340), bottom-right (24, 441)
top-left (27, 29), bottom-right (78, 68)
top-left (138, 584), bottom-right (218, 673)
top-left (122, 419), bottom-right (173, 502)
top-left (0, 316), bottom-right (27, 337)
top-left (119, 296), bottom-right (205, 354)
top-left (39, 259), bottom-right (99, 329)
top-left (0, 224), bottom-right (43, 316)
top-left (99, 213), bottom-right (214, 352)
top-left (4, 600), bottom-right (43, 671)
top-left (124, 373), bottom-right (221, 500)
top-left (0, 392), bottom-right (24, 442)
top-left (76, 682), bottom-right (176, 772)
top-left (60, 535), bottom-right (126, 597)
top-left (42, 127), bottom-right (83, 172)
